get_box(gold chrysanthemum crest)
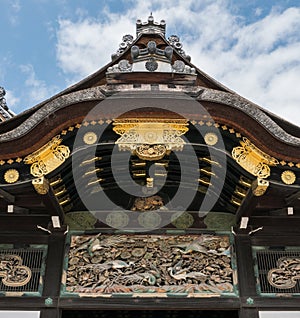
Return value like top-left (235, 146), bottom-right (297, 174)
top-left (4, 169), bottom-right (19, 183)
top-left (281, 170), bottom-right (296, 185)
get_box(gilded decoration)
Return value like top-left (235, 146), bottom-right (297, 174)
top-left (281, 170), bottom-right (296, 185)
top-left (83, 132), bottom-right (98, 145)
top-left (0, 254), bottom-right (32, 287)
top-left (24, 135), bottom-right (70, 177)
top-left (4, 169), bottom-right (19, 183)
top-left (131, 195), bottom-right (165, 211)
top-left (232, 137), bottom-right (278, 178)
top-left (251, 178), bottom-right (269, 197)
top-left (113, 119), bottom-right (189, 161)
top-left (64, 234), bottom-right (234, 296)
top-left (32, 177), bottom-right (49, 195)
top-left (204, 132), bottom-right (218, 146)
top-left (268, 257), bottom-right (300, 289)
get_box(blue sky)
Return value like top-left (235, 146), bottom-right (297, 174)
top-left (1, 0), bottom-right (300, 126)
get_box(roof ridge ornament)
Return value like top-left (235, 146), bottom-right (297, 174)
top-left (168, 35), bottom-right (191, 62)
top-left (0, 86), bottom-right (14, 122)
top-left (136, 14), bottom-right (166, 37)
top-left (111, 34), bottom-right (134, 61)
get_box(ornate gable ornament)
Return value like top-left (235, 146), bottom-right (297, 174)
top-left (113, 118), bottom-right (189, 160)
top-left (107, 15), bottom-right (195, 77)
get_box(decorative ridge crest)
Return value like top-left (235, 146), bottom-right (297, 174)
top-left (0, 86), bottom-right (14, 121)
top-left (107, 39), bottom-right (196, 75)
top-left (136, 14), bottom-right (166, 37)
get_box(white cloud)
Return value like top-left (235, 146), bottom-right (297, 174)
top-left (20, 64), bottom-right (58, 105)
top-left (8, 0), bottom-right (21, 26)
top-left (55, 0), bottom-right (300, 126)
top-left (5, 90), bottom-right (19, 113)
top-left (56, 16), bottom-right (135, 81)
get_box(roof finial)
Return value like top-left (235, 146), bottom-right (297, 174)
top-left (136, 15), bottom-right (166, 37)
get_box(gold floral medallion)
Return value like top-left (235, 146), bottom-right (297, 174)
top-left (4, 169), bottom-right (19, 183)
top-left (281, 170), bottom-right (296, 185)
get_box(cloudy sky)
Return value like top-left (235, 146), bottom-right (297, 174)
top-left (1, 0), bottom-right (300, 127)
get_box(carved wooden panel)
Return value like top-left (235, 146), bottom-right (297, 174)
top-left (254, 247), bottom-right (300, 295)
top-left (0, 245), bottom-right (47, 296)
top-left (62, 234), bottom-right (236, 297)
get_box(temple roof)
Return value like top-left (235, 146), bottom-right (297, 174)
top-left (0, 15), bottom-right (299, 233)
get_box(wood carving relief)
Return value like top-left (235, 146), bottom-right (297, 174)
top-left (0, 254), bottom-right (32, 287)
top-left (64, 234), bottom-right (234, 296)
top-left (268, 257), bottom-right (300, 289)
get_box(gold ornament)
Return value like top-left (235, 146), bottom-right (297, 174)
top-left (232, 137), bottom-right (278, 179)
top-left (83, 132), bottom-right (98, 145)
top-left (204, 132), bottom-right (218, 146)
top-left (252, 178), bottom-right (269, 196)
top-left (24, 135), bottom-right (70, 177)
top-left (4, 169), bottom-right (19, 183)
top-left (113, 118), bottom-right (189, 161)
top-left (281, 170), bottom-right (296, 185)
top-left (32, 177), bottom-right (49, 195)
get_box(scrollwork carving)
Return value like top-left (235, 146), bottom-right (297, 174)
top-left (0, 254), bottom-right (32, 287)
top-left (268, 257), bottom-right (300, 289)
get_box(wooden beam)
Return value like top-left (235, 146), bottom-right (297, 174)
top-left (39, 186), bottom-right (65, 224)
top-left (249, 216), bottom-right (300, 228)
top-left (235, 189), bottom-right (258, 223)
top-left (0, 215), bottom-right (50, 232)
top-left (0, 188), bottom-right (15, 203)
top-left (58, 297), bottom-right (240, 310)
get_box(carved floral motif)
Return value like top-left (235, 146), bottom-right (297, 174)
top-left (268, 257), bottom-right (300, 289)
top-left (0, 254), bottom-right (32, 287)
top-left (65, 234), bottom-right (234, 296)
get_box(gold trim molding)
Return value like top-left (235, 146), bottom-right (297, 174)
top-left (32, 177), bottom-right (50, 195)
top-left (24, 135), bottom-right (70, 177)
top-left (232, 137), bottom-right (278, 179)
top-left (252, 178), bottom-right (269, 196)
top-left (113, 119), bottom-right (189, 160)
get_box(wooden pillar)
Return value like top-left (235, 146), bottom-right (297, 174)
top-left (41, 226), bottom-right (66, 318)
top-left (40, 309), bottom-right (61, 318)
top-left (234, 229), bottom-right (259, 318)
top-left (240, 308), bottom-right (259, 318)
